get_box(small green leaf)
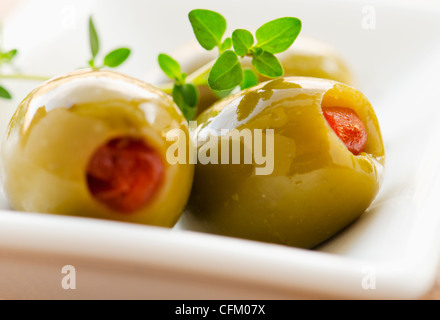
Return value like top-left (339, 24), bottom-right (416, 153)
top-left (189, 9), bottom-right (227, 50)
top-left (158, 54), bottom-right (183, 82)
top-left (255, 17), bottom-right (301, 54)
top-left (88, 59), bottom-right (95, 68)
top-left (1, 49), bottom-right (18, 63)
top-left (252, 50), bottom-right (283, 78)
top-left (208, 50), bottom-right (243, 91)
top-left (212, 88), bottom-right (235, 99)
top-left (89, 16), bottom-right (100, 59)
top-left (252, 47), bottom-right (263, 55)
top-left (232, 29), bottom-right (254, 56)
top-left (241, 69), bottom-right (259, 90)
top-left (173, 83), bottom-right (199, 120)
top-left (220, 38), bottom-right (232, 52)
top-left (103, 48), bottom-right (131, 68)
top-left (0, 86), bottom-right (12, 99)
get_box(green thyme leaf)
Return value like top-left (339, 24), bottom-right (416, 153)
top-left (255, 17), bottom-right (301, 54)
top-left (89, 16), bottom-right (100, 59)
top-left (252, 47), bottom-right (263, 55)
top-left (241, 68), bottom-right (259, 90)
top-left (252, 50), bottom-right (283, 78)
top-left (208, 50), bottom-right (243, 91)
top-left (103, 48), bottom-right (131, 68)
top-left (0, 49), bottom-right (18, 63)
top-left (173, 83), bottom-right (199, 120)
top-left (232, 29), bottom-right (254, 56)
top-left (220, 37), bottom-right (232, 52)
top-left (0, 86), bottom-right (12, 99)
top-left (189, 9), bottom-right (227, 50)
top-left (212, 88), bottom-right (235, 99)
top-left (88, 59), bottom-right (95, 68)
top-left (158, 54), bottom-right (183, 83)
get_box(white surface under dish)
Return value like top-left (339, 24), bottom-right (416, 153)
top-left (0, 0), bottom-right (440, 299)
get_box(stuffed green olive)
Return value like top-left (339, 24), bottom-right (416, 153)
top-left (1, 69), bottom-right (194, 227)
top-left (183, 77), bottom-right (385, 249)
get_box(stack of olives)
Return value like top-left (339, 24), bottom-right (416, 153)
top-left (0, 10), bottom-right (384, 249)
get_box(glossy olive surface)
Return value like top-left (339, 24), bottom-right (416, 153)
top-left (184, 77), bottom-right (385, 248)
top-left (1, 69), bottom-right (194, 227)
top-left (250, 36), bottom-right (354, 85)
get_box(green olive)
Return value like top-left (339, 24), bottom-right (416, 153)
top-left (183, 77), bottom-right (385, 249)
top-left (246, 36), bottom-right (354, 85)
top-left (1, 69), bottom-right (194, 227)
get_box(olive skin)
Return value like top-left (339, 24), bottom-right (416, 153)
top-left (1, 69), bottom-right (194, 227)
top-left (183, 77), bottom-right (385, 249)
top-left (247, 36), bottom-right (354, 85)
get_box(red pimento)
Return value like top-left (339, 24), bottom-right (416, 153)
top-left (322, 107), bottom-right (367, 155)
top-left (86, 137), bottom-right (164, 213)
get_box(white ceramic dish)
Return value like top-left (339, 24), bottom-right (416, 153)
top-left (1, 0), bottom-right (440, 299)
